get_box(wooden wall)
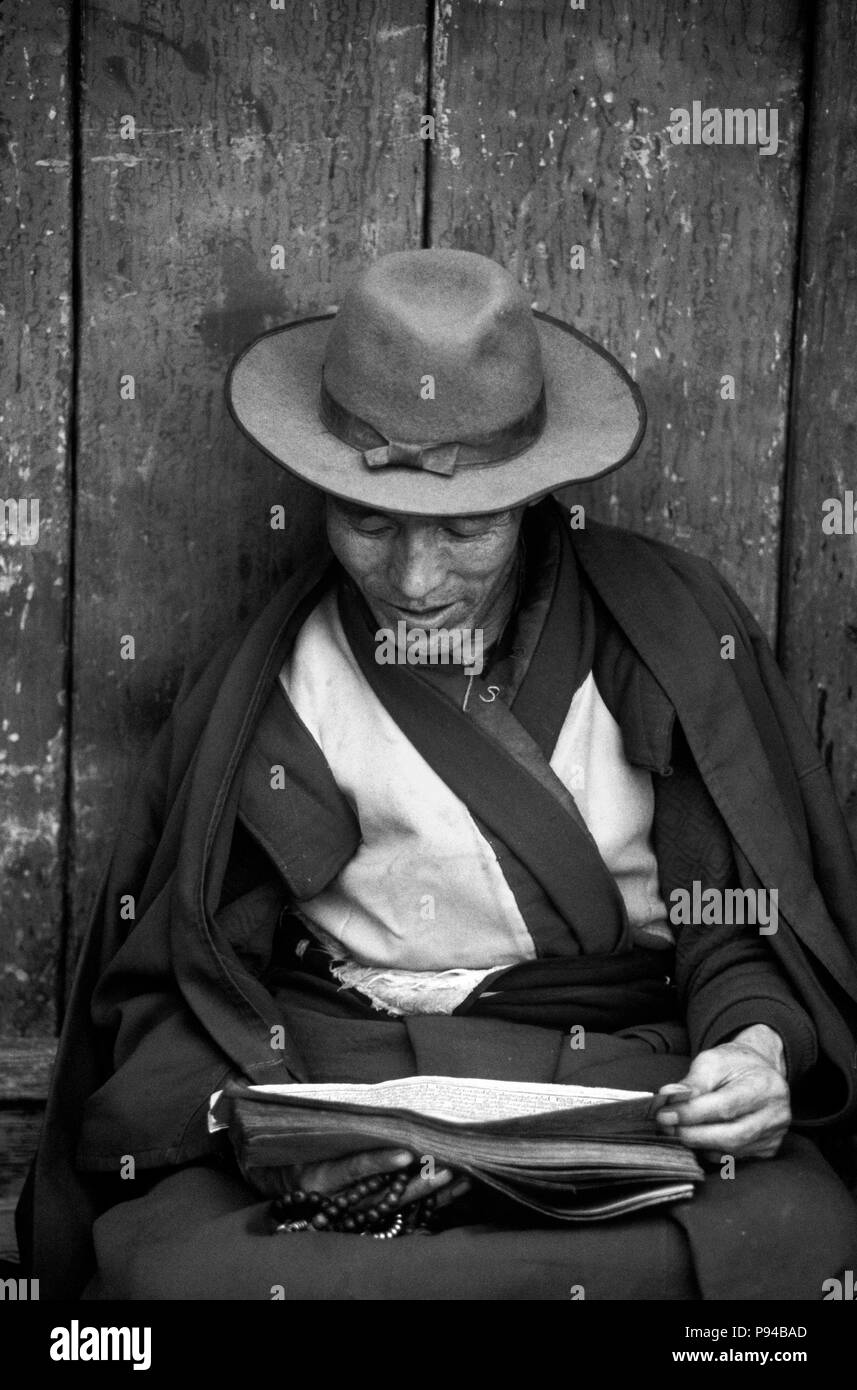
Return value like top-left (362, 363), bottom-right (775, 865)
top-left (428, 0), bottom-right (805, 631)
top-left (1, 1), bottom-right (73, 1036)
top-left (70, 0), bottom-right (425, 986)
top-left (778, 0), bottom-right (857, 841)
top-left (2, 0), bottom-right (856, 1042)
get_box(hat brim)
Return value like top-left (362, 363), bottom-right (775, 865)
top-left (225, 311), bottom-right (645, 516)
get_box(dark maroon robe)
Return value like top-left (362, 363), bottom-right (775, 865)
top-left (19, 503), bottom-right (857, 1299)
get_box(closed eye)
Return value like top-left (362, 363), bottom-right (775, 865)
top-left (442, 516), bottom-right (510, 539)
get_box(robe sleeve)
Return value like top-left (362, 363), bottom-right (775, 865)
top-left (654, 724), bottom-right (818, 1083)
top-left (676, 914), bottom-right (818, 1081)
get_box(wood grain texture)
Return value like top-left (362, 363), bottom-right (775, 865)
top-left (428, 0), bottom-right (806, 637)
top-left (0, 1038), bottom-right (55, 1264)
top-left (0, 2), bottom-right (73, 1034)
top-left (779, 0), bottom-right (857, 846)
top-left (0, 1035), bottom-right (56, 1101)
top-left (69, 0), bottom-right (427, 960)
top-left (0, 1100), bottom-right (46, 1262)
top-left (3, 0), bottom-right (853, 1057)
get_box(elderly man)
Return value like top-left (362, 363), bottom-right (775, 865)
top-left (20, 249), bottom-right (857, 1300)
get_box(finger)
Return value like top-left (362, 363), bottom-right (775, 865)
top-left (676, 1049), bottom-right (739, 1096)
top-left (672, 1115), bottom-right (787, 1154)
top-left (655, 1084), bottom-right (696, 1103)
top-left (657, 1073), bottom-right (780, 1128)
top-left (681, 1089), bottom-right (787, 1133)
top-left (653, 1085), bottom-right (696, 1119)
top-left (302, 1148), bottom-right (414, 1194)
top-left (396, 1164), bottom-right (457, 1208)
top-left (680, 1040), bottom-right (790, 1100)
top-left (430, 1176), bottom-right (472, 1212)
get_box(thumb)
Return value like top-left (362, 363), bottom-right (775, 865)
top-left (657, 1081), bottom-right (697, 1102)
top-left (677, 1048), bottom-right (732, 1096)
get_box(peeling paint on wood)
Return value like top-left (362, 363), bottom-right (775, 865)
top-left (428, 0), bottom-right (807, 637)
top-left (779, 0), bottom-right (857, 850)
top-left (0, 2), bottom-right (72, 1035)
top-left (69, 0), bottom-right (427, 963)
top-left (3, 0), bottom-right (856, 1045)
top-left (0, 1039), bottom-right (56, 1260)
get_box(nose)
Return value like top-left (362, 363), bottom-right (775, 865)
top-left (388, 529), bottom-right (446, 605)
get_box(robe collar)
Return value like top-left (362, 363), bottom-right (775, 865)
top-left (337, 497), bottom-right (676, 776)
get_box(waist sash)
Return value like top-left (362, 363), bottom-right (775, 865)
top-left (271, 912), bottom-right (677, 1033)
top-left (458, 948), bottom-right (677, 1029)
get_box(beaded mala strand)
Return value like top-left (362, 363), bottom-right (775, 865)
top-left (270, 1166), bottom-right (437, 1239)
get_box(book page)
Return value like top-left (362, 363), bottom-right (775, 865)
top-left (209, 1075), bottom-right (652, 1130)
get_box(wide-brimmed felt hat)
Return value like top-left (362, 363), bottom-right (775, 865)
top-left (226, 248), bottom-right (645, 516)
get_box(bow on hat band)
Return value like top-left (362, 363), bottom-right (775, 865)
top-left (363, 438), bottom-right (461, 476)
top-left (318, 375), bottom-right (547, 478)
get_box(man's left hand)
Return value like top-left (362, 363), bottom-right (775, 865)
top-left (655, 1023), bottom-right (790, 1161)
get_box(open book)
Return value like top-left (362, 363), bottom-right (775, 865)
top-left (209, 1076), bottom-right (705, 1221)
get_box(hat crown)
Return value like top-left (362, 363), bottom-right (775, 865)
top-left (323, 249), bottom-right (544, 443)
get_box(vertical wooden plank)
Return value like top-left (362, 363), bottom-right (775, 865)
top-left (779, 0), bottom-right (857, 844)
top-left (0, 1037), bottom-right (56, 1260)
top-left (0, 2), bottom-right (72, 1034)
top-left (429, 0), bottom-right (806, 637)
top-left (70, 2), bottom-right (427, 954)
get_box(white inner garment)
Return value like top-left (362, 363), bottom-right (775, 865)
top-left (278, 590), bottom-right (669, 1015)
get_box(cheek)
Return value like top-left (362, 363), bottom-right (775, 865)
top-left (327, 525), bottom-right (394, 592)
top-left (457, 533), bottom-right (520, 583)
top-left (326, 520), bottom-right (379, 585)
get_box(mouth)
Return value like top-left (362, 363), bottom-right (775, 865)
top-left (387, 603), bottom-right (456, 625)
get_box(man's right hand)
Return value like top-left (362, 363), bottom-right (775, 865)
top-left (247, 1147), bottom-right (470, 1211)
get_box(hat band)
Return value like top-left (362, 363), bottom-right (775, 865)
top-left (319, 375), bottom-right (547, 478)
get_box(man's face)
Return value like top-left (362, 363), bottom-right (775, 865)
top-left (325, 496), bottom-right (525, 637)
